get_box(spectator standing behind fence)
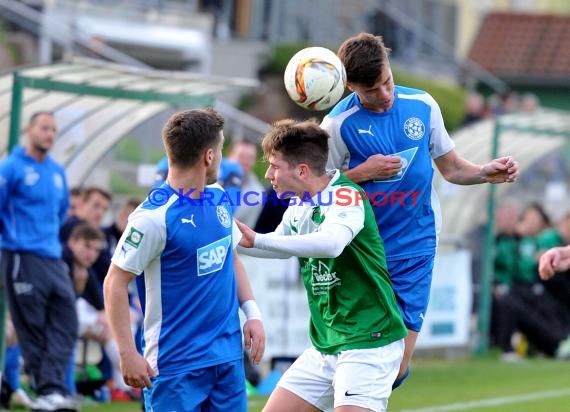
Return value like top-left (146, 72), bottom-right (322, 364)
top-left (0, 111), bottom-right (79, 411)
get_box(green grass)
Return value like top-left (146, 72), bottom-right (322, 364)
top-left (389, 356), bottom-right (570, 412)
top-left (78, 357), bottom-right (570, 411)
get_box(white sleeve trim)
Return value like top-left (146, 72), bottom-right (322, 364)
top-left (237, 245), bottom-right (292, 259)
top-left (321, 114), bottom-right (350, 170)
top-left (254, 224), bottom-right (353, 258)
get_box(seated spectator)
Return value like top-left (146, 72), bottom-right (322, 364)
top-left (60, 187), bottom-right (112, 243)
top-left (460, 92), bottom-right (486, 127)
top-left (495, 204), bottom-right (570, 360)
top-left (61, 187), bottom-right (112, 284)
top-left (69, 187), bottom-right (85, 218)
top-left (103, 197), bottom-right (144, 353)
top-left (492, 91), bottom-right (518, 116)
top-left (65, 223), bottom-right (140, 401)
top-left (228, 139), bottom-right (265, 227)
top-left (536, 213), bottom-right (570, 312)
top-left (103, 198), bottom-right (140, 260)
top-left (490, 203), bottom-right (519, 347)
top-left (520, 93), bottom-right (540, 113)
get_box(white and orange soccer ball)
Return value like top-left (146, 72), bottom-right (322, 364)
top-left (283, 46), bottom-right (347, 111)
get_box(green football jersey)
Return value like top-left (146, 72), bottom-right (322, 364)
top-left (281, 170), bottom-right (407, 354)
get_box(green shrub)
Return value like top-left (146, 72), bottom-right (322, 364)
top-left (110, 172), bottom-right (148, 197)
top-left (114, 137), bottom-right (142, 163)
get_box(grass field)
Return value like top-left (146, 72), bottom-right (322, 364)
top-left (79, 356), bottom-right (570, 412)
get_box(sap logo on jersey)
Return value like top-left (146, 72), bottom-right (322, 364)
top-left (197, 235), bottom-right (231, 276)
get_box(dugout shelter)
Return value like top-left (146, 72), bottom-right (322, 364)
top-left (0, 57), bottom-right (261, 370)
top-left (0, 57), bottom-right (260, 185)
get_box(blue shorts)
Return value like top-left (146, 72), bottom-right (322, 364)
top-left (144, 359), bottom-right (246, 412)
top-left (387, 255), bottom-right (434, 332)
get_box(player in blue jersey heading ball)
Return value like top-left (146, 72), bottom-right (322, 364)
top-left (321, 32), bottom-right (519, 388)
top-left (104, 108), bottom-right (265, 411)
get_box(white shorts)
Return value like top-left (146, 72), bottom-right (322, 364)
top-left (277, 339), bottom-right (404, 412)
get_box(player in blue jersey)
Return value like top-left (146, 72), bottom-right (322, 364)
top-left (321, 33), bottom-right (519, 387)
top-left (103, 108), bottom-right (265, 411)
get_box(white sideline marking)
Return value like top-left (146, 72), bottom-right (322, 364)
top-left (398, 388), bottom-right (570, 411)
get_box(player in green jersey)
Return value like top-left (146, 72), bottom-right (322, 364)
top-left (237, 119), bottom-right (407, 412)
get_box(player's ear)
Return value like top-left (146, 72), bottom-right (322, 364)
top-left (346, 82), bottom-right (354, 92)
top-left (204, 148), bottom-right (214, 166)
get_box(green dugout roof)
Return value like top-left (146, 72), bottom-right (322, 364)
top-left (0, 57), bottom-right (259, 185)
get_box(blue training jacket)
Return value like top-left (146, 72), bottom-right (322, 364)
top-left (0, 146), bottom-right (69, 258)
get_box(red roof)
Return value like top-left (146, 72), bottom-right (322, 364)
top-left (468, 13), bottom-right (570, 85)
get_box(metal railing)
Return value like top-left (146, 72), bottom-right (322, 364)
top-left (0, 0), bottom-right (149, 67)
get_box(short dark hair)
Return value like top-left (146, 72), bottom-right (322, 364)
top-left (83, 187), bottom-right (112, 203)
top-left (337, 32), bottom-right (391, 87)
top-left (69, 223), bottom-right (105, 242)
top-left (162, 108), bottom-right (225, 168)
top-left (523, 202), bottom-right (551, 227)
top-left (29, 111), bottom-right (55, 125)
top-left (261, 119), bottom-right (329, 175)
top-left (120, 197), bottom-right (140, 213)
top-left (231, 138), bottom-right (258, 150)
top-left (70, 187), bottom-right (84, 197)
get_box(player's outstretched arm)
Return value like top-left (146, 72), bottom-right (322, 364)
top-left (234, 251), bottom-right (265, 364)
top-left (104, 264), bottom-right (156, 388)
top-left (434, 150), bottom-right (519, 185)
top-left (235, 219), bottom-right (292, 259)
top-left (539, 246), bottom-right (570, 280)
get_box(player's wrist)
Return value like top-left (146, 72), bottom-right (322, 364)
top-left (241, 300), bottom-right (262, 321)
top-left (478, 164), bottom-right (488, 183)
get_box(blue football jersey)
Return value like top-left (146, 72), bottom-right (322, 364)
top-left (322, 86), bottom-right (455, 259)
top-left (112, 183), bottom-right (242, 375)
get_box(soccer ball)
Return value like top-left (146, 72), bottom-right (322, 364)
top-left (284, 47), bottom-right (347, 111)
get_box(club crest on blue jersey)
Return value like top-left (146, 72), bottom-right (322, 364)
top-left (197, 235), bottom-right (231, 276)
top-left (216, 205), bottom-right (231, 228)
top-left (24, 167), bottom-right (39, 186)
top-left (374, 147), bottom-right (418, 183)
top-left (53, 173), bottom-right (64, 189)
top-left (403, 117), bottom-right (425, 140)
